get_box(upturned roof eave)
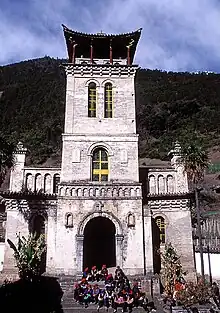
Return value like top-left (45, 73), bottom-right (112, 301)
top-left (62, 24), bottom-right (142, 39)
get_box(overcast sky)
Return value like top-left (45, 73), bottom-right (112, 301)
top-left (1, 0), bottom-right (220, 72)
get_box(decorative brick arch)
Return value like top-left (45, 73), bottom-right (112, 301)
top-left (152, 212), bottom-right (170, 226)
top-left (87, 142), bottom-right (114, 156)
top-left (76, 211), bottom-right (124, 272)
top-left (77, 211), bottom-right (123, 236)
top-left (85, 79), bottom-right (100, 87)
top-left (101, 79), bottom-right (116, 88)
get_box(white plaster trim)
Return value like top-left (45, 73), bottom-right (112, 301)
top-left (84, 78), bottom-right (101, 87)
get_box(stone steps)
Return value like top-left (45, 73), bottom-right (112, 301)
top-left (58, 275), bottom-right (162, 313)
top-left (61, 303), bottom-right (154, 313)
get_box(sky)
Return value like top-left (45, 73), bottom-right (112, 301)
top-left (0, 0), bottom-right (220, 72)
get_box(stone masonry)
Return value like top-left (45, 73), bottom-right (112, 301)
top-left (1, 27), bottom-right (196, 281)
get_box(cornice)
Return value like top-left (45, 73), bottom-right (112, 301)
top-left (63, 64), bottom-right (138, 77)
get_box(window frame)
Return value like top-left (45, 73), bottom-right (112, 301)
top-left (104, 82), bottom-right (113, 118)
top-left (88, 82), bottom-right (97, 117)
top-left (92, 148), bottom-right (109, 182)
top-left (155, 216), bottom-right (166, 244)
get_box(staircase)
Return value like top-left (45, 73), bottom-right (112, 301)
top-left (58, 276), bottom-right (165, 313)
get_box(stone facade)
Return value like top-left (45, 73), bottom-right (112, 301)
top-left (0, 28), bottom-right (196, 280)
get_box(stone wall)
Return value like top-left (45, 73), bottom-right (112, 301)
top-left (61, 135), bottom-right (139, 182)
top-left (150, 198), bottom-right (196, 280)
top-left (49, 187), bottom-right (153, 276)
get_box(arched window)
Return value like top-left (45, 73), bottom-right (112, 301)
top-left (88, 82), bottom-right (97, 117)
top-left (155, 216), bottom-right (166, 244)
top-left (35, 174), bottom-right (42, 192)
top-left (167, 175), bottom-right (174, 193)
top-left (92, 148), bottom-right (109, 182)
top-left (104, 83), bottom-right (113, 118)
top-left (158, 175), bottom-right (165, 194)
top-left (25, 173), bottom-right (33, 191)
top-left (53, 174), bottom-right (60, 194)
top-left (149, 175), bottom-right (156, 194)
top-left (44, 174), bottom-right (52, 194)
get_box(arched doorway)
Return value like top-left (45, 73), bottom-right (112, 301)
top-left (30, 214), bottom-right (47, 274)
top-left (152, 218), bottom-right (162, 274)
top-left (83, 216), bottom-right (116, 269)
top-left (32, 215), bottom-right (45, 238)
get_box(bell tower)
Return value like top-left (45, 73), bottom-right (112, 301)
top-left (52, 25), bottom-right (154, 277)
top-left (61, 24), bottom-right (142, 183)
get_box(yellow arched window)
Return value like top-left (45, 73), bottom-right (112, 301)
top-left (92, 148), bottom-right (109, 181)
top-left (104, 83), bottom-right (113, 118)
top-left (155, 216), bottom-right (166, 244)
top-left (88, 82), bottom-right (97, 117)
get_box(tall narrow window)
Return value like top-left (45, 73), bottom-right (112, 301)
top-left (104, 83), bottom-right (113, 118)
top-left (155, 216), bottom-right (166, 244)
top-left (53, 174), bottom-right (60, 194)
top-left (92, 148), bottom-right (109, 181)
top-left (88, 82), bottom-right (97, 117)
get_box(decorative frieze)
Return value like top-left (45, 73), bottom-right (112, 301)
top-left (64, 64), bottom-right (138, 77)
top-left (58, 183), bottom-right (142, 199)
top-left (148, 198), bottom-right (189, 211)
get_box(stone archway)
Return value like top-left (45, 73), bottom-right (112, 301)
top-left (76, 211), bottom-right (124, 272)
top-left (83, 216), bottom-right (116, 269)
top-left (30, 214), bottom-right (47, 274)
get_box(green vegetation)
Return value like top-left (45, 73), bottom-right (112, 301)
top-left (7, 233), bottom-right (46, 280)
top-left (0, 57), bottom-right (220, 164)
top-left (0, 135), bottom-right (15, 186)
top-left (160, 242), bottom-right (186, 296)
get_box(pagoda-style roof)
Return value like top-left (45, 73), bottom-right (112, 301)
top-left (62, 24), bottom-right (142, 64)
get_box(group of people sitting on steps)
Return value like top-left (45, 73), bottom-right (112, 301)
top-left (73, 265), bottom-right (156, 312)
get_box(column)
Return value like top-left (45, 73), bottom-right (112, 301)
top-left (71, 42), bottom-right (77, 64)
top-left (90, 39), bottom-right (93, 64)
top-left (45, 207), bottom-right (57, 274)
top-left (143, 205), bottom-right (154, 274)
top-left (109, 40), bottom-right (113, 64)
top-left (127, 46), bottom-right (131, 65)
top-left (76, 235), bottom-right (84, 274)
top-left (115, 234), bottom-right (124, 268)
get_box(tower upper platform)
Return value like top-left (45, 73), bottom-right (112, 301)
top-left (62, 24), bottom-right (142, 65)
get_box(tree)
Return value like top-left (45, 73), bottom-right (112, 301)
top-left (0, 135), bottom-right (15, 187)
top-left (179, 139), bottom-right (209, 185)
top-left (178, 137), bottom-right (209, 281)
top-left (7, 233), bottom-right (46, 280)
top-left (160, 243), bottom-right (186, 296)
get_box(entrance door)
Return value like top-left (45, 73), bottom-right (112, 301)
top-left (83, 216), bottom-right (116, 270)
top-left (31, 214), bottom-right (47, 274)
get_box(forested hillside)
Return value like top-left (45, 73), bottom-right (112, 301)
top-left (0, 57), bottom-right (220, 165)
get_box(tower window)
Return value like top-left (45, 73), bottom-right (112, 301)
top-left (92, 148), bottom-right (109, 182)
top-left (88, 82), bottom-right (97, 117)
top-left (155, 216), bottom-right (166, 244)
top-left (53, 174), bottom-right (60, 194)
top-left (104, 83), bottom-right (113, 118)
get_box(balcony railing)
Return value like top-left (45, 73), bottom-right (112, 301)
top-left (193, 237), bottom-right (220, 253)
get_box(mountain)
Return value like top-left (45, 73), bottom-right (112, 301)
top-left (0, 57), bottom-right (220, 168)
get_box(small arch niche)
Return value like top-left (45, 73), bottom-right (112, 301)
top-left (127, 213), bottom-right (135, 228)
top-left (65, 213), bottom-right (73, 228)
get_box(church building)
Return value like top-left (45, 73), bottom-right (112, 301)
top-left (0, 25), bottom-right (195, 279)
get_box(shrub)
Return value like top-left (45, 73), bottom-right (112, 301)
top-left (7, 233), bottom-right (46, 280)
